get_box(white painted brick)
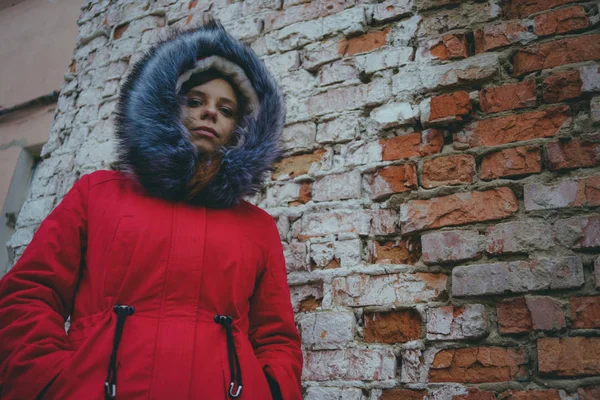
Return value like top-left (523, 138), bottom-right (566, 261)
top-left (426, 304), bottom-right (488, 341)
top-left (305, 387), bottom-right (364, 400)
top-left (284, 241), bottom-right (309, 273)
top-left (313, 171), bottom-right (362, 202)
top-left (373, 0), bottom-right (413, 23)
top-left (301, 209), bottom-right (397, 237)
top-left (278, 19), bottom-right (324, 51)
top-left (16, 197), bottom-right (56, 228)
top-left (263, 51), bottom-right (300, 77)
top-left (302, 38), bottom-right (342, 71)
top-left (344, 140), bottom-right (383, 167)
top-left (298, 311), bottom-right (355, 345)
top-left (355, 47), bottom-right (413, 74)
top-left (388, 15), bottom-right (422, 46)
top-left (290, 283), bottom-right (323, 312)
top-left (332, 272), bottom-right (447, 307)
top-left (321, 6), bottom-right (367, 37)
top-left (369, 102), bottom-right (419, 129)
top-left (319, 60), bottom-right (358, 86)
top-left (316, 113), bottom-right (360, 144)
top-left (581, 65), bottom-right (600, 93)
top-left (422, 230), bottom-right (484, 264)
top-left (281, 122), bottom-right (317, 153)
top-left (266, 182), bottom-right (303, 207)
top-left (303, 347), bottom-right (396, 381)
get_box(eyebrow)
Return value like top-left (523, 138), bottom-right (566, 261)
top-left (186, 89), bottom-right (237, 108)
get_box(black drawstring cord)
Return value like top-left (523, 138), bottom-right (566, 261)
top-left (105, 305), bottom-right (134, 400)
top-left (214, 314), bottom-right (243, 398)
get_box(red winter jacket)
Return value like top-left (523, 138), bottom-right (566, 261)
top-left (0, 170), bottom-right (303, 399)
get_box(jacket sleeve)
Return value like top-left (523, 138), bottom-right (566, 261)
top-left (0, 174), bottom-right (89, 400)
top-left (248, 219), bottom-right (303, 400)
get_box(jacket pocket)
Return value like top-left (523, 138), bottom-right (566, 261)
top-left (102, 216), bottom-right (138, 298)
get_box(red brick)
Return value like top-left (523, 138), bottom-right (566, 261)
top-left (578, 386), bottom-right (600, 400)
top-left (455, 105), bottom-right (570, 148)
top-left (381, 129), bottom-right (444, 161)
top-left (570, 296), bottom-right (600, 329)
top-left (534, 6), bottom-right (589, 36)
top-left (430, 347), bottom-right (528, 383)
top-left (427, 91), bottom-right (472, 123)
top-left (497, 297), bottom-right (533, 334)
top-left (366, 164), bottom-right (418, 200)
top-left (538, 337), bottom-right (600, 377)
top-left (364, 309), bottom-right (423, 344)
top-left (544, 138), bottom-right (600, 170)
top-left (481, 146), bottom-right (541, 180)
top-left (513, 34), bottom-right (600, 76)
top-left (368, 238), bottom-right (421, 264)
top-left (525, 175), bottom-right (600, 210)
top-left (422, 155), bottom-right (475, 188)
top-left (339, 27), bottom-right (391, 56)
top-left (381, 389), bottom-right (427, 400)
top-left (480, 80), bottom-right (537, 114)
top-left (430, 34), bottom-right (469, 60)
top-left (272, 149), bottom-right (326, 179)
top-left (499, 389), bottom-right (562, 400)
top-left (505, 0), bottom-right (577, 18)
top-left (543, 70), bottom-right (582, 103)
top-left (453, 388), bottom-right (496, 400)
top-left (474, 21), bottom-right (529, 53)
top-left (400, 187), bottom-right (518, 233)
top-left (113, 23), bottom-right (129, 40)
top-left (422, 230), bottom-right (483, 264)
top-left (554, 215), bottom-right (600, 249)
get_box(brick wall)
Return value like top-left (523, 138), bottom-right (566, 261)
top-left (7, 0), bottom-right (600, 398)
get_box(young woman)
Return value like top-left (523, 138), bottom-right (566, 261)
top-left (0, 21), bottom-right (302, 400)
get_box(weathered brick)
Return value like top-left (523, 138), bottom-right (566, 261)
top-left (474, 21), bottom-right (533, 53)
top-left (305, 387), bottom-right (364, 400)
top-left (290, 283), bottom-right (323, 312)
top-left (454, 389), bottom-right (496, 400)
top-left (486, 220), bottom-right (554, 254)
top-left (339, 27), bottom-right (391, 56)
top-left (381, 389), bottom-right (427, 400)
top-left (272, 149), bottom-right (327, 180)
top-left (570, 296), bottom-right (600, 329)
top-left (283, 241), bottom-right (308, 273)
top-left (499, 390), bottom-right (562, 400)
top-left (321, 6), bottom-right (367, 37)
top-left (364, 309), bottom-right (422, 344)
top-left (591, 96), bottom-right (600, 123)
top-left (281, 122), bottom-right (317, 153)
top-left (301, 38), bottom-right (343, 71)
top-left (554, 215), bottom-right (600, 249)
top-left (312, 171), bottom-right (361, 202)
top-left (544, 138), bottom-right (600, 170)
top-left (388, 15), bottom-right (421, 47)
top-left (310, 239), bottom-right (360, 269)
top-left (393, 54), bottom-right (500, 94)
top-left (365, 164), bottom-right (418, 200)
top-left (498, 296), bottom-right (566, 334)
top-left (427, 304), bottom-right (488, 341)
top-left (301, 209), bottom-right (398, 237)
top-left (368, 238), bottom-right (421, 265)
top-left (578, 385), bottom-right (600, 400)
top-left (345, 140), bottom-right (383, 167)
top-left (428, 34), bottom-right (469, 61)
top-left (307, 78), bottom-right (392, 117)
top-left (373, 0), bottom-right (413, 23)
top-left (480, 80), bottom-right (537, 114)
top-left (318, 59), bottom-right (358, 86)
top-left (505, 0), bottom-right (578, 18)
top-left (421, 91), bottom-right (472, 126)
top-left (277, 19), bottom-right (323, 51)
top-left (582, 65), bottom-right (600, 92)
top-left (400, 187), bottom-right (518, 234)
top-left (513, 34), bottom-right (600, 76)
top-left (455, 105), bottom-right (570, 149)
top-left (543, 70), bottom-right (582, 103)
top-left (418, 1), bottom-right (500, 36)
top-left (316, 113), bottom-right (359, 144)
top-left (355, 47), bottom-right (413, 75)
top-left (303, 347), bottom-right (396, 381)
top-left (298, 311), bottom-right (355, 346)
top-left (264, 0), bottom-right (356, 32)
top-left (332, 273), bottom-right (447, 307)
top-left (370, 102), bottom-right (419, 129)
top-left (422, 155), bottom-right (475, 188)
top-left (538, 337), bottom-right (600, 377)
top-left (429, 347), bottom-right (528, 383)
top-left (534, 6), bottom-right (589, 36)
top-left (422, 230), bottom-right (484, 264)
top-left (453, 256), bottom-right (584, 297)
top-left (380, 129), bottom-right (444, 161)
top-left (597, 256), bottom-right (600, 289)
top-left (481, 146), bottom-right (542, 180)
top-left (525, 175), bottom-right (600, 211)
top-left (266, 182), bottom-right (311, 207)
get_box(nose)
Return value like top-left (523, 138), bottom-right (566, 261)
top-left (200, 104), bottom-right (217, 122)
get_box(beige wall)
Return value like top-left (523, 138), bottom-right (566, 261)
top-left (0, 0), bottom-right (81, 109)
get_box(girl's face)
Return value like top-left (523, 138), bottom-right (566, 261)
top-left (182, 78), bottom-right (238, 154)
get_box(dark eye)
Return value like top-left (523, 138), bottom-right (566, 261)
top-left (187, 98), bottom-right (202, 108)
top-left (220, 107), bottom-right (234, 118)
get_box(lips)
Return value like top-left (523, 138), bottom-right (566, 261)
top-left (191, 126), bottom-right (218, 139)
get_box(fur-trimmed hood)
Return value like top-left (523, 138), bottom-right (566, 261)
top-left (115, 21), bottom-right (285, 208)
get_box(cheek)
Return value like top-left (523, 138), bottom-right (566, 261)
top-left (220, 120), bottom-right (237, 143)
